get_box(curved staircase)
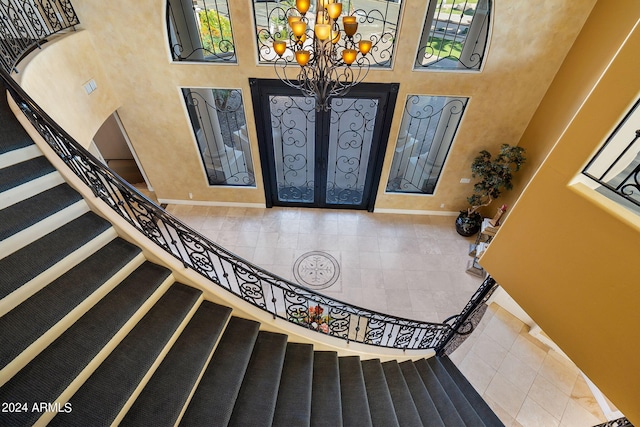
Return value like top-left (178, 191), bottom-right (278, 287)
top-left (0, 90), bottom-right (503, 426)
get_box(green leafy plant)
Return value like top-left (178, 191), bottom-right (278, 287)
top-left (198, 10), bottom-right (234, 54)
top-left (466, 144), bottom-right (526, 216)
top-left (456, 144), bottom-right (525, 236)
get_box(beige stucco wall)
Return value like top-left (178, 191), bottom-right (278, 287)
top-left (15, 30), bottom-right (120, 148)
top-left (481, 1), bottom-right (640, 421)
top-left (27, 0), bottom-right (592, 209)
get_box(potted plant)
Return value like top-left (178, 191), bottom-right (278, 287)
top-left (456, 144), bottom-right (526, 236)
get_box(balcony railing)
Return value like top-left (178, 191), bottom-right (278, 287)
top-left (0, 9), bottom-right (497, 350)
top-left (582, 99), bottom-right (640, 211)
top-left (2, 65), bottom-right (498, 351)
top-left (594, 417), bottom-right (634, 427)
top-left (0, 0), bottom-right (79, 73)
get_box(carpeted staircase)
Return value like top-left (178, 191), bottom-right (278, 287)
top-left (0, 90), bottom-right (504, 426)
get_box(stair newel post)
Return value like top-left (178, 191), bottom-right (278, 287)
top-left (435, 276), bottom-right (498, 356)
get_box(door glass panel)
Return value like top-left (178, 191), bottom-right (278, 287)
top-left (269, 95), bottom-right (317, 203)
top-left (326, 98), bottom-right (378, 205)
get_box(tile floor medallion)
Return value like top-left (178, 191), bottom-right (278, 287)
top-left (293, 251), bottom-right (341, 290)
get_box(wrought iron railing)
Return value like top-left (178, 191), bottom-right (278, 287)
top-left (437, 275), bottom-right (497, 356)
top-left (0, 0), bottom-right (79, 73)
top-left (1, 62), bottom-right (492, 353)
top-left (594, 417), bottom-right (634, 427)
top-left (583, 99), bottom-right (640, 210)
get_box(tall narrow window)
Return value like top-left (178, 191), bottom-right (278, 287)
top-left (386, 95), bottom-right (468, 194)
top-left (183, 88), bottom-right (255, 186)
top-left (415, 0), bottom-right (490, 71)
top-left (167, 0), bottom-right (236, 62)
top-left (254, 0), bottom-right (402, 67)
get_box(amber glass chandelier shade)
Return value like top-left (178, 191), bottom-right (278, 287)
top-left (342, 16), bottom-right (358, 37)
top-left (291, 21), bottom-right (307, 38)
top-left (326, 3), bottom-right (342, 20)
top-left (295, 50), bottom-right (311, 66)
top-left (288, 16), bottom-right (301, 27)
top-left (358, 40), bottom-right (372, 55)
top-left (273, 40), bottom-right (287, 57)
top-left (342, 48), bottom-right (357, 65)
top-left (296, 0), bottom-right (310, 14)
top-left (314, 24), bottom-right (331, 41)
top-left (331, 30), bottom-right (340, 44)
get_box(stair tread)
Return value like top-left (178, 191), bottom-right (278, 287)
top-left (311, 351), bottom-right (343, 427)
top-left (339, 356), bottom-right (373, 427)
top-left (0, 262), bottom-right (171, 426)
top-left (398, 360), bottom-right (445, 427)
top-left (361, 359), bottom-right (400, 427)
top-left (414, 358), bottom-right (466, 426)
top-left (228, 331), bottom-right (289, 427)
top-left (435, 356), bottom-right (504, 426)
top-left (180, 316), bottom-right (260, 427)
top-left (381, 360), bottom-right (424, 427)
top-left (272, 343), bottom-right (314, 427)
top-left (48, 284), bottom-right (202, 426)
top-left (0, 238), bottom-right (141, 370)
top-left (0, 92), bottom-right (33, 154)
top-left (0, 183), bottom-right (83, 241)
top-left (120, 301), bottom-right (232, 426)
top-left (426, 357), bottom-right (486, 426)
top-left (0, 156), bottom-right (54, 193)
top-left (0, 212), bottom-right (112, 299)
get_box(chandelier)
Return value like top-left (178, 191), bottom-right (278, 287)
top-left (272, 0), bottom-right (371, 111)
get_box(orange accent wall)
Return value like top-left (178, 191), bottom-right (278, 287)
top-left (481, 2), bottom-right (640, 422)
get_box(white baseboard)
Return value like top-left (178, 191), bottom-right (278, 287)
top-left (373, 208), bottom-right (460, 216)
top-left (582, 374), bottom-right (624, 421)
top-left (159, 198), bottom-right (266, 209)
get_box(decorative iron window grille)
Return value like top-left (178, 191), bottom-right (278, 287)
top-left (254, 0), bottom-right (402, 67)
top-left (582, 98), bottom-right (640, 212)
top-left (167, 0), bottom-right (236, 62)
top-left (386, 95), bottom-right (468, 194)
top-left (0, 0), bottom-right (79, 73)
top-left (414, 0), bottom-right (490, 71)
top-left (183, 88), bottom-right (255, 186)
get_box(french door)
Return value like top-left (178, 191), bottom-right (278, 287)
top-left (250, 79), bottom-right (398, 211)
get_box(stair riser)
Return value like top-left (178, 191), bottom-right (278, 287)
top-left (0, 145), bottom-right (42, 169)
top-left (0, 172), bottom-right (64, 210)
top-left (174, 314), bottom-right (234, 427)
top-left (32, 275), bottom-right (175, 427)
top-left (111, 294), bottom-right (204, 426)
top-left (0, 200), bottom-right (89, 259)
top-left (0, 228), bottom-right (118, 318)
top-left (0, 253), bottom-right (146, 387)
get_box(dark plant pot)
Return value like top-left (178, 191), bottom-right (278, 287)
top-left (455, 213), bottom-right (482, 236)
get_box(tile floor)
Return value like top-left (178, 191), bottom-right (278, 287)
top-left (165, 204), bottom-right (610, 426)
top-left (450, 304), bottom-right (608, 426)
